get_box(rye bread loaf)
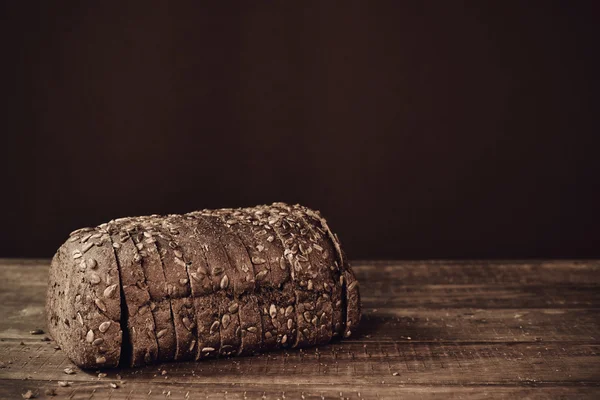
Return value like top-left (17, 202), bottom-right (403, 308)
top-left (47, 203), bottom-right (360, 369)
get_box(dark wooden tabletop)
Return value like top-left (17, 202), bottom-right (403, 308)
top-left (0, 259), bottom-right (599, 399)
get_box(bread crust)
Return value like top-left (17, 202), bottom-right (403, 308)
top-left (46, 230), bottom-right (122, 368)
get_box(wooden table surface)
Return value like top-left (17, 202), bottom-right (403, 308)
top-left (0, 259), bottom-right (599, 399)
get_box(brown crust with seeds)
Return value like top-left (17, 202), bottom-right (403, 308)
top-left (116, 218), bottom-right (177, 362)
top-left (46, 230), bottom-right (122, 368)
top-left (193, 294), bottom-right (221, 360)
top-left (201, 211), bottom-right (256, 296)
top-left (244, 206), bottom-right (291, 289)
top-left (237, 294), bottom-right (263, 355)
top-left (291, 205), bottom-right (342, 339)
top-left (171, 296), bottom-right (197, 361)
top-left (154, 215), bottom-right (192, 299)
top-left (264, 206), bottom-right (316, 348)
top-left (342, 267), bottom-right (361, 338)
top-left (294, 204), bottom-right (361, 337)
top-left (109, 231), bottom-right (159, 367)
top-left (189, 214), bottom-right (232, 295)
top-left (218, 294), bottom-right (242, 357)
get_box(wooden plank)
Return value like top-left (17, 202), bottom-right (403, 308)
top-left (355, 260), bottom-right (600, 285)
top-left (1, 380), bottom-right (599, 400)
top-left (353, 308), bottom-right (600, 343)
top-left (362, 285), bottom-right (600, 309)
top-left (1, 340), bottom-right (599, 385)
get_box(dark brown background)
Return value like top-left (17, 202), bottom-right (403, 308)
top-left (1, 1), bottom-right (598, 260)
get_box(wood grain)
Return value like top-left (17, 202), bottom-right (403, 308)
top-left (0, 259), bottom-right (599, 399)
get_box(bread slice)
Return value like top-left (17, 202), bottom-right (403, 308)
top-left (193, 294), bottom-right (221, 360)
top-left (262, 208), bottom-right (316, 348)
top-left (238, 294), bottom-right (262, 355)
top-left (243, 206), bottom-right (291, 289)
top-left (218, 294), bottom-right (242, 357)
top-left (109, 229), bottom-right (158, 367)
top-left (126, 221), bottom-right (176, 362)
top-left (46, 228), bottom-right (122, 368)
top-left (189, 213), bottom-right (234, 295)
top-left (291, 205), bottom-right (341, 339)
top-left (297, 206), bottom-right (361, 338)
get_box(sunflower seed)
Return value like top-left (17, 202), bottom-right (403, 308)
top-left (281, 334), bottom-right (288, 344)
top-left (103, 284), bottom-right (118, 298)
top-left (313, 243), bottom-right (323, 251)
top-left (213, 266), bottom-right (224, 275)
top-left (96, 356), bottom-right (106, 364)
top-left (345, 330), bottom-right (352, 337)
top-left (285, 306), bottom-right (293, 317)
top-left (72, 250), bottom-right (82, 259)
top-left (303, 312), bottom-right (312, 323)
top-left (339, 275), bottom-right (344, 286)
top-left (92, 338), bottom-right (104, 346)
top-left (228, 303), bottom-right (239, 314)
top-left (99, 321), bottom-right (111, 333)
top-left (255, 270), bottom-right (268, 281)
top-left (81, 242), bottom-right (94, 254)
top-left (269, 304), bottom-right (277, 319)
top-left (307, 280), bottom-right (313, 290)
top-left (95, 299), bottom-right (107, 312)
top-left (112, 242), bottom-right (121, 249)
top-left (69, 236), bottom-right (80, 242)
top-left (182, 317), bottom-right (194, 331)
top-left (247, 326), bottom-right (257, 333)
top-left (265, 331), bottom-right (273, 339)
top-left (252, 257), bottom-right (267, 265)
top-left (202, 347), bottom-right (215, 352)
top-left (220, 275), bottom-right (229, 290)
top-left (89, 273), bottom-right (101, 285)
top-left (134, 304), bottom-right (148, 316)
top-left (157, 329), bottom-right (167, 339)
top-left (210, 320), bottom-right (220, 334)
top-left (84, 258), bottom-right (97, 270)
top-left (189, 339), bottom-right (196, 352)
top-left (287, 318), bottom-right (293, 330)
top-left (221, 314), bottom-right (231, 329)
top-left (279, 257), bottom-right (287, 270)
top-left (76, 312), bottom-right (84, 326)
top-left (86, 330), bottom-right (94, 343)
